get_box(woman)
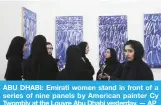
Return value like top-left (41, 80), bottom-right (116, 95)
top-left (108, 40), bottom-right (154, 80)
top-left (22, 35), bottom-right (58, 80)
top-left (46, 42), bottom-right (59, 68)
top-left (56, 45), bottom-right (83, 80)
top-left (5, 36), bottom-right (27, 80)
top-left (78, 42), bottom-right (95, 80)
top-left (96, 48), bottom-right (121, 80)
top-left (46, 42), bottom-right (53, 56)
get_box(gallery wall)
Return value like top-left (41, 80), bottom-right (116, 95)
top-left (38, 0), bottom-right (161, 80)
top-left (0, 0), bottom-right (161, 80)
top-left (0, 1), bottom-right (40, 80)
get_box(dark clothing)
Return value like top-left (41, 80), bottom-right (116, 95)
top-left (56, 68), bottom-right (79, 80)
top-left (5, 36), bottom-right (26, 80)
top-left (6, 36), bottom-right (26, 60)
top-left (80, 57), bottom-right (94, 80)
top-left (56, 58), bottom-right (94, 80)
top-left (111, 60), bottom-right (154, 80)
top-left (96, 62), bottom-right (121, 80)
top-left (56, 45), bottom-right (95, 80)
top-left (5, 56), bottom-right (23, 80)
top-left (22, 55), bottom-right (58, 80)
top-left (77, 42), bottom-right (94, 80)
top-left (56, 69), bottom-right (68, 80)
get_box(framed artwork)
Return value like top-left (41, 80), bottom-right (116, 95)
top-left (99, 16), bottom-right (127, 65)
top-left (56, 16), bottom-right (83, 68)
top-left (144, 14), bottom-right (161, 68)
top-left (22, 7), bottom-right (36, 59)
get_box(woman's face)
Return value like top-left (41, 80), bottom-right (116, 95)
top-left (104, 49), bottom-right (111, 59)
top-left (124, 45), bottom-right (135, 61)
top-left (23, 42), bottom-right (27, 53)
top-left (85, 44), bottom-right (89, 54)
top-left (47, 44), bottom-right (53, 55)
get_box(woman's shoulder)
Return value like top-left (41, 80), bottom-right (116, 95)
top-left (8, 56), bottom-right (23, 63)
top-left (115, 61), bottom-right (124, 67)
top-left (139, 61), bottom-right (154, 80)
top-left (140, 61), bottom-right (151, 70)
top-left (43, 55), bottom-right (56, 62)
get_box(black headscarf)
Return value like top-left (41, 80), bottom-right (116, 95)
top-left (29, 35), bottom-right (48, 74)
top-left (30, 35), bottom-right (48, 58)
top-left (65, 45), bottom-right (82, 79)
top-left (122, 40), bottom-right (145, 80)
top-left (105, 48), bottom-right (118, 65)
top-left (124, 40), bottom-right (144, 61)
top-left (6, 36), bottom-right (26, 60)
top-left (78, 42), bottom-right (88, 58)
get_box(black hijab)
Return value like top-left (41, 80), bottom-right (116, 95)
top-left (65, 45), bottom-right (82, 79)
top-left (124, 40), bottom-right (144, 64)
top-left (78, 42), bottom-right (88, 58)
top-left (6, 36), bottom-right (26, 60)
top-left (105, 48), bottom-right (118, 65)
top-left (122, 40), bottom-right (145, 79)
top-left (29, 35), bottom-right (48, 73)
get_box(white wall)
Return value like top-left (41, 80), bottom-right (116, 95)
top-left (0, 1), bottom-right (40, 80)
top-left (38, 0), bottom-right (101, 80)
top-left (38, 0), bottom-right (161, 80)
top-left (0, 0), bottom-right (161, 80)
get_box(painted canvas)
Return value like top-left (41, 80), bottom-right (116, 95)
top-left (144, 14), bottom-right (161, 68)
top-left (22, 7), bottom-right (36, 59)
top-left (99, 16), bottom-right (127, 65)
top-left (56, 16), bottom-right (83, 68)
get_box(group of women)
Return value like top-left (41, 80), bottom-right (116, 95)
top-left (4, 35), bottom-right (154, 80)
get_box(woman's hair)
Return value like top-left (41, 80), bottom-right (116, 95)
top-left (6, 36), bottom-right (26, 60)
top-left (105, 48), bottom-right (118, 64)
top-left (124, 40), bottom-right (144, 60)
top-left (78, 41), bottom-right (88, 57)
top-left (29, 35), bottom-right (48, 75)
top-left (65, 45), bottom-right (82, 79)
